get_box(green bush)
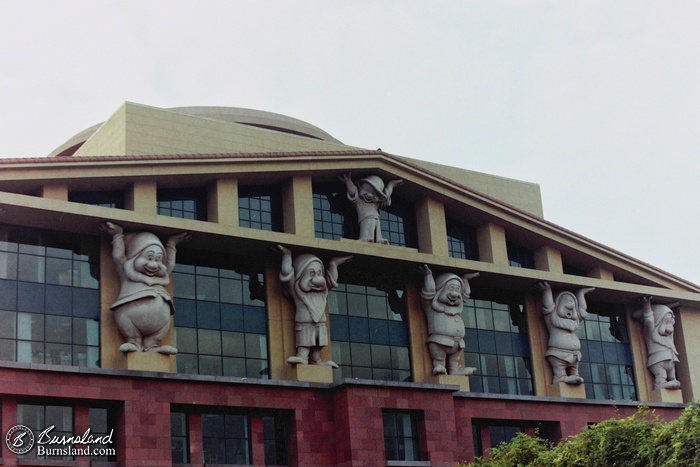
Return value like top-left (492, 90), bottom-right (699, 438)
top-left (463, 402), bottom-right (700, 467)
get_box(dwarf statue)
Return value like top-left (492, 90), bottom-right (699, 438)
top-left (276, 245), bottom-right (351, 367)
top-left (536, 281), bottom-right (595, 385)
top-left (337, 172), bottom-right (403, 244)
top-left (632, 296), bottom-right (680, 390)
top-left (419, 264), bottom-right (479, 376)
top-left (101, 222), bottom-right (190, 354)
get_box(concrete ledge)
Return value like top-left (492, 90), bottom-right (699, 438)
top-left (290, 364), bottom-right (333, 383)
top-left (650, 388), bottom-right (684, 404)
top-left (549, 382), bottom-right (586, 399)
top-left (126, 352), bottom-right (173, 372)
top-left (425, 374), bottom-right (470, 392)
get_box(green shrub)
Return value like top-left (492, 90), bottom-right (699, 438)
top-left (463, 402), bottom-right (700, 467)
top-left (469, 432), bottom-right (551, 467)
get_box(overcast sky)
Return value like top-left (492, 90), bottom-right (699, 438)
top-left (1, 1), bottom-right (699, 285)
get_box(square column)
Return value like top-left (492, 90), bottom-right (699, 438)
top-left (588, 267), bottom-right (614, 281)
top-left (207, 178), bottom-right (238, 225)
top-left (415, 197), bottom-right (449, 256)
top-left (534, 245), bottom-right (563, 273)
top-left (40, 183), bottom-right (68, 201)
top-left (126, 180), bottom-right (157, 217)
top-left (477, 223), bottom-right (508, 266)
top-left (283, 175), bottom-right (315, 237)
top-left (673, 306), bottom-right (700, 402)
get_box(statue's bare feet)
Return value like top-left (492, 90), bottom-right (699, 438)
top-left (316, 360), bottom-right (339, 368)
top-left (155, 345), bottom-right (178, 355)
top-left (450, 366), bottom-right (477, 376)
top-left (120, 342), bottom-right (140, 353)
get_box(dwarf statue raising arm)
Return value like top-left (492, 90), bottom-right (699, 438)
top-left (419, 264), bottom-right (479, 376)
top-left (276, 245), bottom-right (351, 367)
top-left (100, 221), bottom-right (190, 354)
top-left (632, 296), bottom-right (680, 390)
top-left (337, 172), bottom-right (403, 244)
top-left (536, 281), bottom-right (594, 385)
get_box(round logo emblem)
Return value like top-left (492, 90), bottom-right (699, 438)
top-left (5, 425), bottom-right (35, 455)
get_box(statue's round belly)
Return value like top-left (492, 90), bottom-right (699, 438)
top-left (548, 332), bottom-right (581, 351)
top-left (114, 297), bottom-right (171, 335)
top-left (428, 314), bottom-right (465, 339)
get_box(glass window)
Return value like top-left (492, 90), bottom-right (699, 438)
top-left (563, 263), bottom-right (588, 277)
top-left (506, 242), bottom-right (535, 269)
top-left (0, 225), bottom-right (100, 367)
top-left (17, 403), bottom-right (72, 460)
top-left (330, 277), bottom-right (411, 382)
top-left (157, 187), bottom-right (208, 221)
top-left (238, 185), bottom-right (283, 232)
top-left (263, 412), bottom-right (290, 466)
top-left (173, 249), bottom-right (269, 379)
top-left (379, 203), bottom-right (418, 248)
top-left (16, 403), bottom-right (117, 461)
top-left (171, 412), bottom-right (189, 464)
top-left (89, 407), bottom-right (118, 461)
top-left (382, 411), bottom-right (422, 462)
top-left (202, 414), bottom-right (250, 465)
top-left (313, 181), bottom-right (417, 247)
top-left (313, 182), bottom-right (356, 240)
top-left (576, 303), bottom-right (637, 401)
top-left (464, 295), bottom-right (534, 395)
top-left (489, 425), bottom-right (522, 448)
top-left (69, 190), bottom-right (125, 209)
top-left (446, 218), bottom-right (480, 260)
top-left (472, 420), bottom-right (555, 458)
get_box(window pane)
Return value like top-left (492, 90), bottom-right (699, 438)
top-left (466, 296), bottom-right (533, 395)
top-left (0, 310), bottom-right (16, 338)
top-left (18, 255), bottom-right (45, 282)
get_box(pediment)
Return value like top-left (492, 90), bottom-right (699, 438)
top-left (0, 148), bottom-right (697, 297)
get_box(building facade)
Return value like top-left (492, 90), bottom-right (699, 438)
top-left (0, 103), bottom-right (698, 466)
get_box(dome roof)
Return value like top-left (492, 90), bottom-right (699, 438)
top-left (49, 105), bottom-right (342, 157)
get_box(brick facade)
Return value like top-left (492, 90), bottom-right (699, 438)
top-left (0, 363), bottom-right (684, 465)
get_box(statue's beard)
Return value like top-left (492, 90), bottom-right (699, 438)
top-left (652, 326), bottom-right (677, 352)
top-left (295, 284), bottom-right (328, 322)
top-left (432, 296), bottom-right (462, 316)
top-left (124, 259), bottom-right (169, 287)
top-left (550, 312), bottom-right (580, 332)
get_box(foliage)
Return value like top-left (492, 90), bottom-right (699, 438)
top-left (463, 402), bottom-right (700, 467)
top-left (468, 431), bottom-right (551, 467)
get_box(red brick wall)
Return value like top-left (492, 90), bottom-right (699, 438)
top-left (0, 365), bottom-right (686, 465)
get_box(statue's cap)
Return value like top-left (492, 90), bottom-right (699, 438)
top-left (292, 254), bottom-right (323, 278)
top-left (358, 175), bottom-right (387, 200)
top-left (123, 232), bottom-right (165, 260)
top-left (434, 273), bottom-right (463, 291)
top-left (651, 304), bottom-right (674, 326)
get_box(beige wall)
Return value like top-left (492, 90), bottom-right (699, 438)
top-left (675, 306), bottom-right (700, 402)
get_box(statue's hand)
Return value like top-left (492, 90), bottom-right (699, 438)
top-left (579, 287), bottom-right (595, 296)
top-left (274, 244), bottom-right (292, 256)
top-left (639, 295), bottom-right (653, 305)
top-left (418, 264), bottom-right (432, 276)
top-left (100, 221), bottom-right (123, 236)
top-left (463, 272), bottom-right (480, 281)
top-left (387, 179), bottom-right (404, 189)
top-left (337, 172), bottom-right (352, 183)
top-left (535, 281), bottom-right (550, 292)
top-left (167, 232), bottom-right (191, 246)
top-left (330, 255), bottom-right (352, 267)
